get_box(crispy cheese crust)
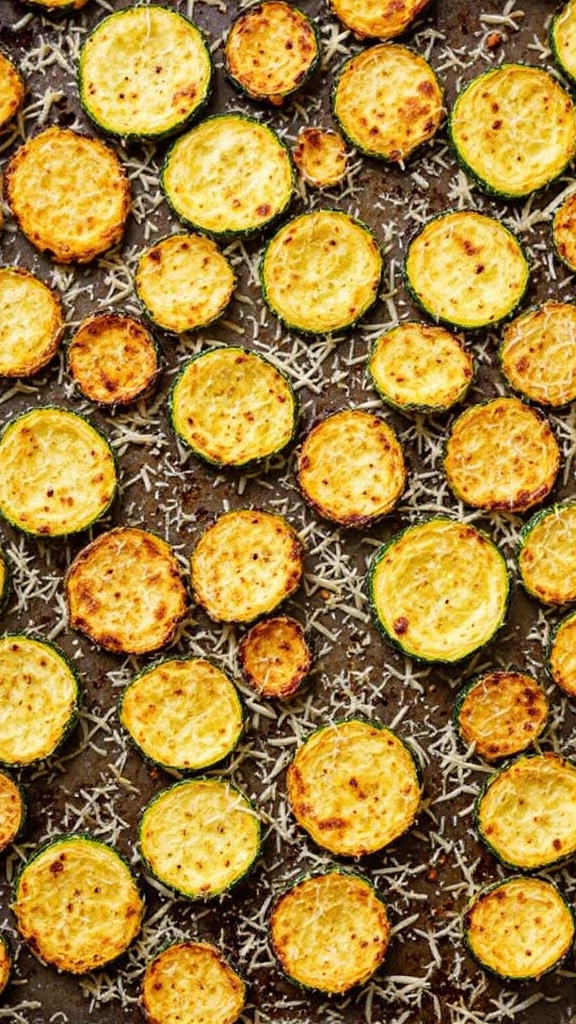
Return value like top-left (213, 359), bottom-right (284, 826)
top-left (368, 321), bottom-right (473, 412)
top-left (292, 127), bottom-right (348, 187)
top-left (548, 610), bottom-right (576, 696)
top-left (0, 770), bottom-right (24, 851)
top-left (0, 52), bottom-right (24, 130)
top-left (500, 301), bottom-right (576, 407)
top-left (455, 671), bottom-right (548, 761)
top-left (142, 942), bottom-right (246, 1024)
top-left (67, 313), bottom-right (159, 405)
top-left (328, 0), bottom-right (431, 39)
top-left (518, 501), bottom-right (576, 605)
top-left (238, 616), bottom-right (312, 698)
top-left (0, 267), bottom-right (63, 378)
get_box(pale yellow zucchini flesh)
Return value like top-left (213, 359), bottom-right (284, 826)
top-left (501, 301), bottom-right (576, 406)
top-left (328, 0), bottom-right (431, 39)
top-left (518, 502), bottom-right (576, 605)
top-left (0, 267), bottom-right (63, 378)
top-left (368, 321), bottom-right (473, 412)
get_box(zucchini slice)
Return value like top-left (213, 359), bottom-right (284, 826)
top-left (0, 267), bottom-right (63, 378)
top-left (67, 313), bottom-right (160, 406)
top-left (475, 753), bottom-right (576, 870)
top-left (368, 321), bottom-right (473, 413)
top-left (79, 6), bottom-right (212, 139)
top-left (170, 348), bottom-right (297, 467)
top-left (369, 518), bottom-right (509, 663)
top-left (552, 190), bottom-right (576, 272)
top-left (12, 834), bottom-right (144, 973)
top-left (269, 871), bottom-right (390, 993)
top-left (4, 127), bottom-right (130, 264)
top-left (444, 397), bottom-right (560, 513)
top-left (66, 527), bottom-right (188, 655)
top-left (465, 876), bottom-right (575, 980)
top-left (119, 658), bottom-right (243, 772)
top-left (332, 44), bottom-right (443, 163)
top-left (292, 127), bottom-right (348, 188)
top-left (162, 114), bottom-right (293, 238)
top-left (500, 301), bottom-right (576, 407)
top-left (551, 1), bottom-right (576, 87)
top-left (454, 670), bottom-right (548, 762)
top-left (450, 64), bottom-right (576, 198)
top-left (238, 615), bottom-right (312, 699)
top-left (0, 634), bottom-right (80, 766)
top-left (548, 610), bottom-right (576, 697)
top-left (0, 407), bottom-right (117, 537)
top-left (224, 1), bottom-right (319, 105)
top-left (142, 942), bottom-right (246, 1024)
top-left (190, 510), bottom-right (304, 623)
top-left (0, 769), bottom-right (25, 851)
top-left (0, 52), bottom-right (24, 130)
top-left (135, 233), bottom-right (235, 334)
top-left (518, 501), bottom-right (576, 605)
top-left (405, 210), bottom-right (530, 330)
top-left (327, 0), bottom-right (431, 39)
top-left (296, 409), bottom-right (406, 526)
top-left (287, 719), bottom-right (421, 856)
top-left (261, 209), bottom-right (382, 334)
top-left (0, 548), bottom-right (9, 614)
top-left (139, 779), bottom-right (260, 899)
top-left (0, 934), bottom-right (10, 996)
top-left (22, 0), bottom-right (89, 8)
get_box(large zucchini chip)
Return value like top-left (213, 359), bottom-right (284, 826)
top-left (0, 52), bottom-right (24, 130)
top-left (328, 0), bottom-right (431, 39)
top-left (0, 407), bottom-right (117, 537)
top-left (162, 114), bottom-right (293, 238)
top-left (238, 615), bottom-right (312, 699)
top-left (270, 871), bottom-right (390, 993)
top-left (119, 658), bottom-right (243, 772)
top-left (261, 209), bottom-right (382, 334)
top-left (369, 518), bottom-right (509, 663)
top-left (552, 190), bottom-right (576, 272)
top-left (548, 610), bottom-right (576, 697)
top-left (142, 942), bottom-right (246, 1024)
top-left (4, 127), bottom-right (130, 264)
top-left (12, 834), bottom-right (144, 973)
top-left (518, 501), bottom-right (576, 605)
top-left (66, 527), bottom-right (188, 654)
top-left (0, 769), bottom-right (25, 851)
top-left (0, 933), bottom-right (10, 996)
top-left (500, 301), bottom-right (576, 407)
top-left (368, 321), bottom-right (473, 413)
top-left (0, 267), bottom-right (63, 378)
top-left (476, 753), bottom-right (576, 870)
top-left (170, 348), bottom-right (297, 467)
top-left (455, 670), bottom-right (548, 762)
top-left (139, 779), bottom-right (260, 899)
top-left (191, 510), bottom-right (304, 623)
top-left (296, 409), bottom-right (406, 526)
top-left (79, 6), bottom-right (211, 139)
top-left (551, 1), bottom-right (576, 87)
top-left (444, 397), bottom-right (560, 512)
top-left (287, 719), bottom-right (421, 856)
top-left (332, 44), bottom-right (442, 163)
top-left (67, 313), bottom-right (159, 406)
top-left (465, 876), bottom-right (575, 980)
top-left (405, 210), bottom-right (530, 330)
top-left (450, 64), bottom-right (576, 198)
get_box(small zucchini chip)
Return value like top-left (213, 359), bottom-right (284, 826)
top-left (0, 769), bottom-right (25, 850)
top-left (552, 190), bottom-right (576, 272)
top-left (0, 267), bottom-right (63, 378)
top-left (369, 518), bottom-right (509, 663)
top-left (0, 52), bottom-right (24, 130)
top-left (0, 933), bottom-right (10, 996)
top-left (444, 397), bottom-right (560, 513)
top-left (475, 753), bottom-right (576, 870)
top-left (405, 210), bottom-right (530, 330)
top-left (327, 0), bottom-right (431, 40)
top-left (548, 610), bottom-right (576, 696)
top-left (296, 409), bottom-right (406, 526)
top-left (22, 0), bottom-right (89, 8)
top-left (4, 127), bottom-right (130, 264)
top-left (0, 407), bottom-right (117, 537)
top-left (170, 348), bottom-right (297, 467)
top-left (261, 209), bottom-right (382, 334)
top-left (455, 670), bottom-right (549, 762)
top-left (139, 779), bottom-right (260, 899)
top-left (270, 871), bottom-right (390, 993)
top-left (162, 114), bottom-right (293, 238)
top-left (135, 233), bottom-right (235, 334)
top-left (66, 527), bottom-right (188, 655)
top-left (500, 301), bottom-right (576, 407)
top-left (12, 834), bottom-right (144, 973)
top-left (119, 658), bottom-right (243, 772)
top-left (518, 501), bottom-right (576, 605)
top-left (224, 2), bottom-right (319, 105)
top-left (191, 510), bottom-right (304, 623)
top-left (142, 942), bottom-right (246, 1024)
top-left (551, 1), bottom-right (576, 87)
top-left (67, 313), bottom-right (159, 406)
top-left (332, 44), bottom-right (443, 163)
top-left (238, 615), bottom-right (312, 699)
top-left (287, 719), bottom-right (421, 856)
top-left (465, 876), bottom-right (575, 980)
top-left (292, 127), bottom-right (348, 188)
top-left (79, 6), bottom-right (211, 139)
top-left (368, 321), bottom-right (473, 413)
top-left (0, 635), bottom-right (79, 766)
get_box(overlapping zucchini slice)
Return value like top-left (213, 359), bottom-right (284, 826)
top-left (0, 769), bottom-right (24, 851)
top-left (369, 518), bottom-right (509, 663)
top-left (66, 527), bottom-right (188, 654)
top-left (455, 670), bottom-right (548, 762)
top-left (142, 942), bottom-right (246, 1024)
top-left (0, 934), bottom-right (10, 996)
top-left (0, 52), bottom-right (24, 130)
top-left (405, 210), bottom-right (530, 330)
top-left (500, 301), bottom-right (576, 407)
top-left (119, 658), bottom-right (243, 772)
top-left (518, 501), bottom-right (576, 605)
top-left (79, 6), bottom-right (212, 139)
top-left (328, 0), bottom-right (431, 39)
top-left (170, 348), bottom-right (297, 467)
top-left (552, 190), bottom-right (576, 272)
top-left (292, 127), bottom-right (348, 188)
top-left (368, 321), bottom-right (473, 413)
top-left (238, 615), bottom-right (312, 698)
top-left (269, 871), bottom-right (390, 993)
top-left (139, 779), bottom-right (260, 899)
top-left (67, 313), bottom-right (159, 406)
top-left (4, 127), bottom-right (130, 264)
top-left (0, 267), bottom-right (63, 379)
top-left (261, 210), bottom-right (382, 334)
top-left (548, 610), bottom-right (576, 697)
top-left (450, 64), bottom-right (576, 197)
top-left (332, 44), bottom-right (442, 163)
top-left (0, 407), bottom-right (117, 537)
top-left (551, 1), bottom-right (576, 87)
top-left (12, 834), bottom-right (144, 973)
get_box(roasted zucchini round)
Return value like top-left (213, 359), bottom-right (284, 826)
top-left (0, 267), bottom-right (63, 378)
top-left (22, 0), bottom-right (89, 8)
top-left (368, 321), bottom-right (473, 413)
top-left (0, 769), bottom-right (24, 851)
top-left (500, 301), bottom-right (576, 407)
top-left (292, 127), bottom-right (348, 188)
top-left (455, 670), bottom-right (549, 762)
top-left (0, 933), bottom-right (10, 996)
top-left (67, 313), bottom-right (159, 406)
top-left (369, 518), bottom-right (509, 663)
top-left (0, 548), bottom-right (9, 615)
top-left (518, 501), bottom-right (576, 605)
top-left (552, 190), bottom-right (576, 272)
top-left (548, 610), bottom-right (576, 697)
top-left (328, 0), bottom-right (431, 39)
top-left (0, 51), bottom-right (24, 130)
top-left (238, 615), bottom-right (312, 699)
top-left (261, 209), bottom-right (382, 334)
top-left (142, 942), bottom-right (246, 1024)
top-left (551, 1), bottom-right (576, 86)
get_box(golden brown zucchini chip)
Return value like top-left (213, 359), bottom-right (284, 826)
top-left (0, 267), bottom-right (63, 378)
top-left (552, 1), bottom-right (576, 84)
top-left (368, 321), bottom-right (473, 413)
top-left (548, 610), bottom-right (576, 697)
top-left (0, 769), bottom-right (24, 851)
top-left (292, 127), bottom-right (348, 188)
top-left (23, 0), bottom-right (89, 8)
top-left (552, 190), bottom-right (576, 272)
top-left (0, 52), bottom-right (24, 130)
top-left (4, 127), bottom-right (130, 264)
top-left (500, 301), bottom-right (576, 407)
top-left (0, 933), bottom-right (9, 995)
top-left (142, 942), bottom-right (246, 1024)
top-left (518, 501), bottom-right (576, 605)
top-left (328, 0), bottom-right (431, 39)
top-left (238, 615), bottom-right (312, 699)
top-left (0, 548), bottom-right (9, 615)
top-left (454, 670), bottom-right (548, 762)
top-left (67, 313), bottom-right (159, 405)
top-left (270, 871), bottom-right (390, 993)
top-left (12, 834), bottom-right (144, 973)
